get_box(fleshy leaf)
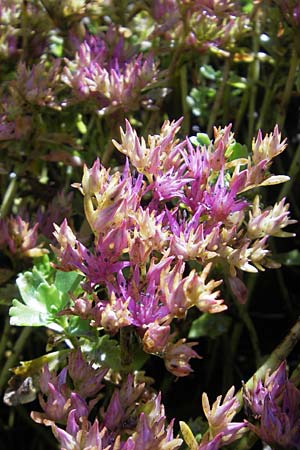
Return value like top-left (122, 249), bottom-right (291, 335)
top-left (83, 335), bottom-right (121, 371)
top-left (179, 421), bottom-right (198, 450)
top-left (188, 313), bottom-right (232, 339)
top-left (55, 270), bottom-right (81, 293)
top-left (226, 142), bottom-right (248, 160)
top-left (9, 268), bottom-right (69, 331)
top-left (274, 249), bottom-right (300, 266)
top-left (200, 65), bottom-right (221, 81)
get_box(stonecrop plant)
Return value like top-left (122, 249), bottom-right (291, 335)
top-left (0, 1), bottom-right (300, 450)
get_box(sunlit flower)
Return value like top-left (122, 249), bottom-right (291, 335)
top-left (202, 386), bottom-right (246, 444)
top-left (142, 321), bottom-right (171, 354)
top-left (78, 159), bottom-right (144, 236)
top-left (51, 414), bottom-right (105, 450)
top-left (248, 195), bottom-right (296, 239)
top-left (113, 118), bottom-right (184, 181)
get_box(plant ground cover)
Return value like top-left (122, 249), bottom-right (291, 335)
top-left (0, 1), bottom-right (300, 449)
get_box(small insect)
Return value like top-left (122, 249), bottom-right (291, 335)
top-left (4, 375), bottom-right (38, 406)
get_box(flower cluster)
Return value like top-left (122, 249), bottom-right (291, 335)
top-left (1, 2), bottom-right (298, 450)
top-left (244, 362), bottom-right (300, 449)
top-left (32, 349), bottom-right (182, 450)
top-left (0, 0), bottom-right (51, 61)
top-left (62, 30), bottom-right (159, 115)
top-left (180, 384), bottom-right (246, 449)
top-left (52, 119), bottom-right (294, 378)
top-left (150, 0), bottom-right (249, 55)
top-left (10, 60), bottom-right (62, 109)
top-left (201, 386), bottom-right (246, 447)
top-left (0, 215), bottom-right (47, 259)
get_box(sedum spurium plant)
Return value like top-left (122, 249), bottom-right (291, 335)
top-left (4, 118), bottom-right (297, 449)
top-left (0, 1), bottom-right (300, 449)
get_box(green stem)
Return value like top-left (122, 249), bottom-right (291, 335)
top-left (206, 58), bottom-right (230, 135)
top-left (101, 112), bottom-right (124, 166)
top-left (276, 46), bottom-right (299, 130)
top-left (290, 361), bottom-right (300, 387)
top-left (233, 87), bottom-right (249, 135)
top-left (0, 173), bottom-right (17, 218)
top-left (230, 321), bottom-right (244, 360)
top-left (222, 334), bottom-right (234, 392)
top-left (276, 268), bottom-right (294, 318)
top-left (168, 43), bottom-right (184, 83)
top-left (235, 317), bottom-right (300, 408)
top-left (256, 71), bottom-right (276, 131)
top-left (81, 114), bottom-right (96, 147)
top-left (116, 0), bottom-right (127, 25)
top-left (247, 14), bottom-right (261, 147)
top-left (102, 140), bottom-right (115, 167)
top-left (212, 318), bottom-right (300, 449)
top-left (226, 272), bottom-right (261, 367)
top-left (278, 142), bottom-right (300, 201)
top-left (0, 317), bottom-right (10, 362)
top-left (180, 64), bottom-right (190, 135)
top-left (235, 301), bottom-right (261, 368)
top-left (0, 327), bottom-right (32, 392)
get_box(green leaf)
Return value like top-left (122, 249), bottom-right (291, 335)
top-left (84, 335), bottom-right (121, 371)
top-left (9, 268), bottom-right (68, 331)
top-left (55, 271), bottom-right (81, 293)
top-left (226, 142), bottom-right (248, 160)
top-left (67, 316), bottom-right (92, 337)
top-left (274, 250), bottom-right (300, 266)
top-left (189, 133), bottom-right (211, 147)
top-left (196, 133), bottom-right (211, 146)
top-left (188, 313), bottom-right (232, 339)
top-left (11, 350), bottom-right (69, 377)
top-left (200, 65), bottom-right (220, 81)
top-left (227, 74), bottom-right (247, 89)
top-left (34, 254), bottom-right (52, 278)
top-left (76, 114), bottom-right (87, 135)
top-left (49, 35), bottom-right (64, 57)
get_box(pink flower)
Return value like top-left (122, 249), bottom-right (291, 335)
top-left (67, 349), bottom-right (107, 399)
top-left (79, 159), bottom-right (144, 236)
top-left (202, 386), bottom-right (246, 444)
top-left (112, 118), bottom-right (184, 180)
top-left (164, 338), bottom-right (201, 377)
top-left (62, 32), bottom-right (158, 115)
top-left (31, 365), bottom-right (88, 424)
top-left (243, 361), bottom-right (288, 418)
top-left (51, 413), bottom-right (106, 450)
top-left (142, 322), bottom-right (171, 354)
top-left (203, 170), bottom-right (247, 223)
top-left (0, 215), bottom-right (47, 258)
top-left (53, 219), bottom-right (129, 287)
top-left (247, 381), bottom-right (300, 449)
